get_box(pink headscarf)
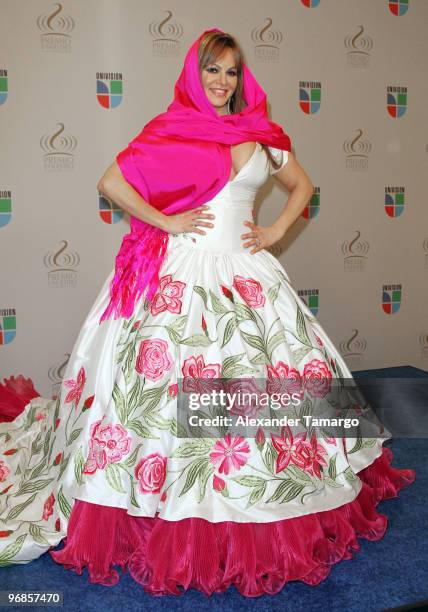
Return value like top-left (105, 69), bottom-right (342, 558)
top-left (99, 27), bottom-right (292, 324)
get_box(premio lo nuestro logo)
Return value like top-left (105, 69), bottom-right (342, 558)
top-left (149, 11), bottom-right (183, 57)
top-left (36, 2), bottom-right (75, 53)
top-left (301, 0), bottom-right (321, 8)
top-left (419, 332), bottom-right (428, 361)
top-left (344, 26), bottom-right (373, 68)
top-left (343, 129), bottom-right (371, 171)
top-left (0, 69), bottom-right (7, 105)
top-left (0, 190), bottom-right (11, 228)
top-left (382, 283), bottom-right (402, 314)
top-left (387, 86), bottom-right (407, 118)
top-left (40, 123), bottom-right (77, 172)
top-left (99, 193), bottom-right (124, 224)
top-left (43, 240), bottom-right (80, 288)
top-left (0, 309), bottom-right (16, 345)
top-left (48, 353), bottom-right (71, 397)
top-left (302, 187), bottom-right (320, 219)
top-left (340, 329), bottom-right (367, 368)
top-left (423, 239), bottom-right (428, 267)
top-left (250, 19), bottom-right (283, 63)
top-left (297, 289), bottom-right (319, 315)
top-left (388, 0), bottom-right (409, 16)
top-left (96, 72), bottom-right (123, 109)
top-left (385, 187), bottom-right (405, 218)
top-left (299, 81), bottom-right (321, 115)
top-left (341, 230), bottom-right (369, 271)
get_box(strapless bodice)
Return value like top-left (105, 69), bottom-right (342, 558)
top-left (169, 143), bottom-right (288, 254)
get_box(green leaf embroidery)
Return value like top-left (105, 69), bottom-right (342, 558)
top-left (106, 463), bottom-right (126, 493)
top-left (0, 534), bottom-right (27, 566)
top-left (172, 440), bottom-right (213, 459)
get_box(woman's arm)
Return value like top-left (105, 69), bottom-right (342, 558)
top-left (241, 151), bottom-right (314, 254)
top-left (97, 161), bottom-right (215, 235)
top-left (270, 151), bottom-right (314, 236)
top-left (97, 161), bottom-right (168, 230)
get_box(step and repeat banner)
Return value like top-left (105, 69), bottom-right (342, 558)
top-left (1, 0), bottom-right (427, 397)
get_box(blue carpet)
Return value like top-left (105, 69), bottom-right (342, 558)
top-left (2, 367), bottom-right (427, 612)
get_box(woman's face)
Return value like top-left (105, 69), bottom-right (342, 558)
top-left (201, 48), bottom-right (238, 116)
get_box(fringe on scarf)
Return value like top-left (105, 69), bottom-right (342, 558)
top-left (99, 223), bottom-right (170, 324)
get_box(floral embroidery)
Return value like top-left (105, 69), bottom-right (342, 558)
top-left (182, 354), bottom-right (221, 394)
top-left (209, 434), bottom-right (250, 475)
top-left (42, 493), bottom-right (55, 520)
top-left (232, 275), bottom-right (266, 308)
top-left (83, 419), bottom-right (132, 474)
top-left (302, 359), bottom-right (332, 398)
top-left (0, 460), bottom-right (10, 482)
top-left (135, 338), bottom-right (174, 381)
top-left (63, 366), bottom-right (86, 406)
top-left (271, 425), bottom-right (309, 474)
top-left (266, 362), bottom-right (303, 403)
top-left (150, 274), bottom-right (186, 316)
top-left (134, 453), bottom-right (167, 494)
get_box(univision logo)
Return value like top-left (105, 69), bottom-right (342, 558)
top-left (344, 26), bottom-right (373, 68)
top-left (43, 240), bottom-right (80, 288)
top-left (0, 190), bottom-right (11, 228)
top-left (387, 86), bottom-right (407, 118)
top-left (382, 283), bottom-right (402, 314)
top-left (0, 308), bottom-right (16, 345)
top-left (343, 129), bottom-right (371, 170)
top-left (299, 81), bottom-right (321, 115)
top-left (302, 187), bottom-right (320, 219)
top-left (341, 230), bottom-right (370, 271)
top-left (99, 192), bottom-right (124, 224)
top-left (96, 72), bottom-right (123, 109)
top-left (40, 123), bottom-right (77, 172)
top-left (385, 187), bottom-right (405, 218)
top-left (388, 0), bottom-right (409, 16)
top-left (36, 2), bottom-right (75, 53)
top-left (0, 69), bottom-right (7, 105)
top-left (48, 353), bottom-right (70, 398)
top-left (250, 18), bottom-right (283, 63)
top-left (301, 0), bottom-right (321, 7)
top-left (340, 329), bottom-right (367, 368)
top-left (297, 289), bottom-right (319, 315)
top-left (149, 11), bottom-right (183, 57)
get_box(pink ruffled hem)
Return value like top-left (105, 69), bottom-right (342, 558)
top-left (49, 446), bottom-right (416, 597)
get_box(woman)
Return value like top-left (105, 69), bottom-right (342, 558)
top-left (0, 28), bottom-right (415, 597)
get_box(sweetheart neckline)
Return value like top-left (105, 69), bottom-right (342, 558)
top-left (227, 142), bottom-right (261, 184)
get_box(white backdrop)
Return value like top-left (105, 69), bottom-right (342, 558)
top-left (1, 0), bottom-right (427, 397)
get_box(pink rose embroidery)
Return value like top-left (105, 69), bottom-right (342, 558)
top-left (134, 453), bottom-right (167, 494)
top-left (63, 366), bottom-right (87, 407)
top-left (150, 274), bottom-right (186, 316)
top-left (232, 275), bottom-right (265, 308)
top-left (136, 338), bottom-right (173, 381)
top-left (266, 362), bottom-right (304, 405)
top-left (226, 378), bottom-right (264, 418)
top-left (209, 434), bottom-right (250, 475)
top-left (302, 359), bottom-right (332, 398)
top-left (182, 355), bottom-right (222, 395)
top-left (83, 420), bottom-right (132, 474)
top-left (0, 460), bottom-right (10, 483)
top-left (42, 493), bottom-right (55, 520)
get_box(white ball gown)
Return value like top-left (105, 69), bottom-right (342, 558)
top-left (0, 143), bottom-right (415, 596)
